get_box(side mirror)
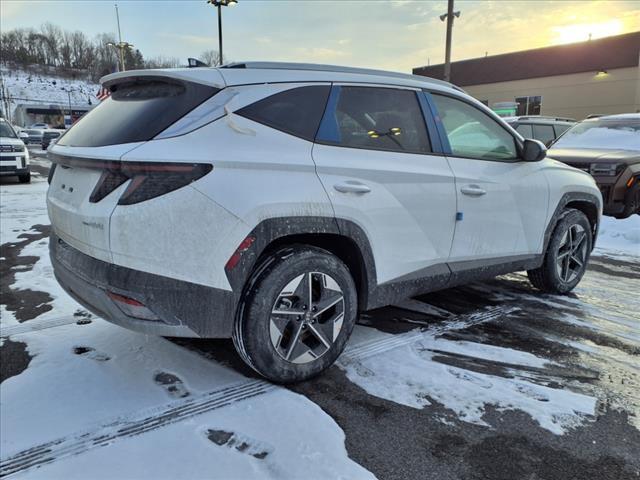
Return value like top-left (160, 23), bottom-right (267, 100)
top-left (522, 138), bottom-right (547, 162)
top-left (19, 131), bottom-right (29, 139)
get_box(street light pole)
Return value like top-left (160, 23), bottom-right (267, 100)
top-left (218, 3), bottom-right (223, 66)
top-left (440, 0), bottom-right (461, 83)
top-left (207, 0), bottom-right (238, 66)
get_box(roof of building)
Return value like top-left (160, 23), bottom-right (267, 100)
top-left (413, 31), bottom-right (640, 87)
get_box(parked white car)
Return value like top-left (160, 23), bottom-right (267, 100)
top-left (47, 63), bottom-right (602, 382)
top-left (0, 118), bottom-right (30, 183)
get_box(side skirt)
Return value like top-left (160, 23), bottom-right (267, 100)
top-left (367, 254), bottom-right (542, 310)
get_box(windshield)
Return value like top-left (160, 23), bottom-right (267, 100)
top-left (0, 121), bottom-right (17, 138)
top-left (553, 119), bottom-right (640, 151)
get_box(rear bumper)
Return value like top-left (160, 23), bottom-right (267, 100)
top-left (50, 233), bottom-right (236, 338)
top-left (0, 166), bottom-right (29, 176)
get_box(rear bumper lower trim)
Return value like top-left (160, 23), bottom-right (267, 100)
top-left (50, 232), bottom-right (236, 338)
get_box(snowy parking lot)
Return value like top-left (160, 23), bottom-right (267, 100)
top-left (1, 157), bottom-right (639, 479)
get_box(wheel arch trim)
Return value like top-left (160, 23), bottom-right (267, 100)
top-left (543, 192), bottom-right (601, 254)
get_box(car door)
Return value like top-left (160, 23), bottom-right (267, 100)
top-left (429, 93), bottom-right (549, 263)
top-left (312, 85), bottom-right (457, 284)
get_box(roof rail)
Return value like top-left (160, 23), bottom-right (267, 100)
top-left (518, 115), bottom-right (576, 122)
top-left (221, 61), bottom-right (464, 92)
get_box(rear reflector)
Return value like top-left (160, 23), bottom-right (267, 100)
top-left (107, 291), bottom-right (160, 321)
top-left (225, 235), bottom-right (256, 271)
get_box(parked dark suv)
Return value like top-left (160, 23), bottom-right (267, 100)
top-left (505, 116), bottom-right (575, 146)
top-left (548, 113), bottom-right (639, 219)
top-left (42, 130), bottom-right (62, 150)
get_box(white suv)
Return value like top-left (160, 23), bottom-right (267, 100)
top-left (47, 63), bottom-right (602, 382)
top-left (1, 119), bottom-right (30, 183)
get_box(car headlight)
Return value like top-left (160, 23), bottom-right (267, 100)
top-left (590, 163), bottom-right (622, 176)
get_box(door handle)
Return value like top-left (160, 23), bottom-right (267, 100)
top-left (460, 184), bottom-right (486, 197)
top-left (333, 181), bottom-right (371, 194)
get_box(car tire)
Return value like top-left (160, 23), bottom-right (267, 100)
top-left (18, 173), bottom-right (31, 184)
top-left (528, 208), bottom-right (592, 294)
top-left (619, 184), bottom-right (640, 219)
top-left (233, 245), bottom-right (358, 383)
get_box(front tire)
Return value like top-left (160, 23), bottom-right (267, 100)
top-left (528, 208), bottom-right (592, 294)
top-left (618, 184), bottom-right (639, 219)
top-left (233, 246), bottom-right (358, 383)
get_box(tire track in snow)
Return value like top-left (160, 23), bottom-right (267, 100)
top-left (0, 304), bottom-right (518, 477)
top-left (1, 315), bottom-right (79, 338)
top-left (341, 305), bottom-right (519, 362)
top-left (0, 380), bottom-right (274, 478)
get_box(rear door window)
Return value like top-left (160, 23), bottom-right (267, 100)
top-left (532, 124), bottom-right (556, 144)
top-left (237, 85), bottom-right (331, 141)
top-left (57, 79), bottom-right (218, 147)
top-left (316, 86), bottom-right (431, 154)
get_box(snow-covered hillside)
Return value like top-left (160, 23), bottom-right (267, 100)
top-left (0, 65), bottom-right (100, 122)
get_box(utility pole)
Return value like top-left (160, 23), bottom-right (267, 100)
top-left (106, 4), bottom-right (133, 71)
top-left (115, 4), bottom-right (125, 71)
top-left (440, 0), bottom-right (461, 82)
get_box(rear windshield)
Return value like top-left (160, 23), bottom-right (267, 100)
top-left (58, 79), bottom-right (219, 147)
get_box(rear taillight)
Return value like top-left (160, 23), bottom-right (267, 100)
top-left (51, 155), bottom-right (212, 205)
top-left (117, 163), bottom-right (212, 205)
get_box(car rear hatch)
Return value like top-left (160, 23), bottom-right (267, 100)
top-left (47, 68), bottom-right (225, 263)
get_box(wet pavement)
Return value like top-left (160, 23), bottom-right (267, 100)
top-left (1, 160), bottom-right (639, 479)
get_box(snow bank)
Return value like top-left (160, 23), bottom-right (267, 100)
top-left (1, 66), bottom-right (99, 123)
top-left (595, 215), bottom-right (640, 258)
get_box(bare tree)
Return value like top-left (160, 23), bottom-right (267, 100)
top-left (199, 49), bottom-right (225, 67)
top-left (145, 56), bottom-right (181, 69)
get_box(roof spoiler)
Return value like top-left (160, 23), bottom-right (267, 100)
top-left (100, 68), bottom-right (226, 90)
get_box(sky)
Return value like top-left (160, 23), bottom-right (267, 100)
top-left (1, 0), bottom-right (639, 72)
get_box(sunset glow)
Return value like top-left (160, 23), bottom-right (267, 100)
top-left (552, 20), bottom-right (624, 45)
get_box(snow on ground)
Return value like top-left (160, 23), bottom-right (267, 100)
top-left (595, 214), bottom-right (640, 258)
top-left (340, 323), bottom-right (597, 435)
top-left (0, 170), bottom-right (49, 245)
top-left (1, 320), bottom-right (373, 480)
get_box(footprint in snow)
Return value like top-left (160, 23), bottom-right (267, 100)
top-left (206, 429), bottom-right (272, 459)
top-left (447, 367), bottom-right (493, 389)
top-left (73, 346), bottom-right (110, 362)
top-left (154, 371), bottom-right (190, 398)
top-left (514, 383), bottom-right (549, 402)
top-left (74, 309), bottom-right (93, 325)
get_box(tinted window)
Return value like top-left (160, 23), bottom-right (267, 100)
top-left (515, 123), bottom-right (533, 138)
top-left (237, 86), bottom-right (330, 141)
top-left (532, 124), bottom-right (555, 144)
top-left (317, 87), bottom-right (430, 154)
top-left (0, 121), bottom-right (17, 138)
top-left (554, 123), bottom-right (571, 136)
top-left (432, 94), bottom-right (518, 161)
top-left (58, 80), bottom-right (218, 147)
